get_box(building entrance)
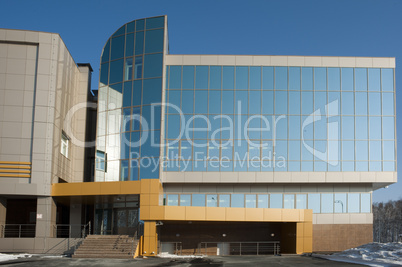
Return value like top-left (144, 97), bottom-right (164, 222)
top-left (93, 195), bottom-right (139, 236)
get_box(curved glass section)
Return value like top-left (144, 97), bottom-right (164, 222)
top-left (96, 16), bottom-right (165, 182)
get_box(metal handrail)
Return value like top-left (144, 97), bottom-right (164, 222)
top-left (160, 242), bottom-right (182, 255)
top-left (131, 230), bottom-right (137, 257)
top-left (2, 224), bottom-right (36, 238)
top-left (198, 241), bottom-right (280, 256)
top-left (54, 223), bottom-right (90, 238)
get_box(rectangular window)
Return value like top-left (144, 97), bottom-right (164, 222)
top-left (334, 193), bottom-right (347, 213)
top-left (209, 66), bottom-right (221, 89)
top-left (361, 193), bottom-right (371, 213)
top-left (308, 194), bottom-right (320, 213)
top-left (284, 194), bottom-right (295, 209)
top-left (250, 67), bottom-right (261, 89)
top-left (321, 194), bottom-right (334, 213)
top-left (258, 195), bottom-right (268, 208)
top-left (275, 67), bottom-right (288, 89)
top-left (381, 69), bottom-right (394, 91)
top-left (134, 56), bottom-right (142, 79)
top-left (195, 66), bottom-right (208, 89)
top-left (296, 194), bottom-right (307, 209)
top-left (223, 66), bottom-right (234, 89)
top-left (341, 68), bottom-right (353, 91)
top-left (219, 194), bottom-right (230, 207)
top-left (236, 66), bottom-right (249, 89)
top-left (61, 132), bottom-right (69, 158)
top-left (167, 195), bottom-right (178, 206)
top-left (245, 195), bottom-right (256, 208)
top-left (262, 67), bottom-right (274, 89)
top-left (120, 160), bottom-right (129, 181)
top-left (180, 194), bottom-right (191, 206)
top-left (314, 67), bottom-right (327, 90)
top-left (348, 193), bottom-right (360, 213)
top-left (207, 194), bottom-right (218, 207)
top-left (192, 194), bottom-right (205, 207)
top-left (270, 194), bottom-right (283, 209)
top-left (231, 194), bottom-right (244, 208)
top-left (289, 67), bottom-right (300, 90)
top-left (124, 58), bottom-right (133, 80)
top-left (96, 150), bottom-right (106, 171)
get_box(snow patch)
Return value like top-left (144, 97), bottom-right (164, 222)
top-left (157, 252), bottom-right (205, 259)
top-left (320, 242), bottom-right (402, 266)
top-left (0, 253), bottom-right (32, 262)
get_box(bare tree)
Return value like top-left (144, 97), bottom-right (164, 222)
top-left (373, 199), bottom-right (402, 243)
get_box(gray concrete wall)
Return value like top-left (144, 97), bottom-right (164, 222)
top-left (0, 237), bottom-right (83, 254)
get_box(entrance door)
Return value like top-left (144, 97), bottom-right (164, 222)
top-left (111, 208), bottom-right (139, 236)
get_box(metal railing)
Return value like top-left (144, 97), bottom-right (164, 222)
top-left (199, 241), bottom-right (280, 256)
top-left (159, 242), bottom-right (182, 255)
top-left (130, 230), bottom-right (137, 257)
top-left (1, 224), bottom-right (36, 238)
top-left (53, 221), bottom-right (91, 238)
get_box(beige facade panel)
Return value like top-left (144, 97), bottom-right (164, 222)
top-left (162, 171), bottom-right (395, 187)
top-left (165, 55), bottom-right (395, 68)
top-left (313, 213), bottom-right (373, 225)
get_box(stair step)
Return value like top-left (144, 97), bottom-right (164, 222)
top-left (73, 235), bottom-right (138, 259)
top-left (72, 254), bottom-right (133, 259)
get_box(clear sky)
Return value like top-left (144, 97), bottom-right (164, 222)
top-left (1, 0), bottom-right (401, 202)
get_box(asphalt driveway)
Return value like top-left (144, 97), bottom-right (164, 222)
top-left (0, 255), bottom-right (367, 267)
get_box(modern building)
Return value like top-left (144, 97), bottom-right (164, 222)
top-left (0, 29), bottom-right (94, 253)
top-left (0, 15), bottom-right (397, 256)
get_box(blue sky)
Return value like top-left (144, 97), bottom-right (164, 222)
top-left (1, 0), bottom-right (401, 202)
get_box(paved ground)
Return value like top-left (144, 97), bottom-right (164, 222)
top-left (0, 255), bottom-right (367, 267)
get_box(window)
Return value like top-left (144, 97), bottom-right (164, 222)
top-left (167, 195), bottom-right (178, 206)
top-left (124, 58), bottom-right (133, 80)
top-left (61, 132), bottom-right (69, 158)
top-left (96, 150), bottom-right (106, 171)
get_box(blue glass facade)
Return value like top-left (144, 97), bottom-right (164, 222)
top-left (96, 16), bottom-right (165, 181)
top-left (164, 66), bottom-right (396, 172)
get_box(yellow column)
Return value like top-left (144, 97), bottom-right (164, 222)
top-left (140, 179), bottom-right (164, 256)
top-left (143, 221), bottom-right (157, 256)
top-left (296, 209), bottom-right (313, 254)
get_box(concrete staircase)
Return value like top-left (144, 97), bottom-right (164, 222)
top-left (72, 235), bottom-right (137, 259)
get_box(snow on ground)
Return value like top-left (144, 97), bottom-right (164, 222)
top-left (0, 253), bottom-right (32, 262)
top-left (158, 252), bottom-right (205, 258)
top-left (317, 242), bottom-right (402, 266)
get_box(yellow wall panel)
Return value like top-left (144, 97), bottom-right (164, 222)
top-left (140, 179), bottom-right (151, 193)
top-left (303, 236), bottom-right (313, 253)
top-left (140, 206), bottom-right (151, 221)
top-left (296, 222), bottom-right (304, 238)
top-left (120, 181), bottom-right (141, 194)
top-left (52, 183), bottom-right (82, 196)
top-left (164, 206), bottom-right (186, 220)
top-left (304, 209), bottom-right (313, 222)
top-left (82, 182), bottom-right (101, 195)
top-left (281, 209), bottom-right (300, 222)
top-left (144, 221), bottom-right (156, 237)
top-left (303, 222), bottom-right (313, 237)
top-left (296, 236), bottom-right (304, 254)
top-left (205, 207), bottom-right (226, 221)
top-left (141, 194), bottom-right (151, 206)
top-left (245, 208), bottom-right (263, 221)
top-left (149, 179), bottom-right (160, 194)
top-left (263, 209), bottom-right (282, 221)
top-left (100, 182), bottom-right (121, 195)
top-left (149, 206), bottom-right (164, 220)
top-left (149, 194), bottom-right (160, 206)
top-left (226, 208), bottom-right (245, 221)
top-left (185, 207), bottom-right (206, 221)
